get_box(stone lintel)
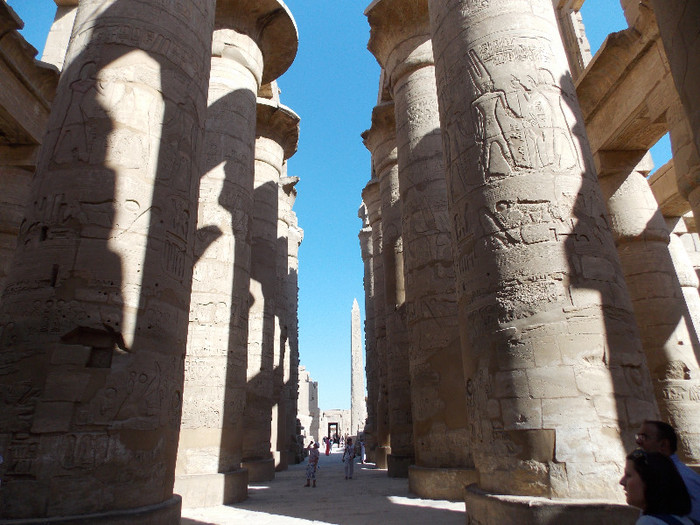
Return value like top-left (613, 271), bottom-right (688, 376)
top-left (593, 149), bottom-right (649, 177)
top-left (53, 0), bottom-right (79, 6)
top-left (0, 6), bottom-right (59, 148)
top-left (463, 485), bottom-right (639, 525)
top-left (408, 465), bottom-right (479, 501)
top-left (576, 26), bottom-right (671, 154)
top-left (256, 98), bottom-right (300, 159)
top-left (365, 0), bottom-right (431, 83)
top-left (649, 159), bottom-right (692, 217)
top-left (0, 144), bottom-right (39, 168)
top-left (215, 0), bottom-right (298, 84)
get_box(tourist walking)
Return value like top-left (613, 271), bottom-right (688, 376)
top-left (360, 439), bottom-right (366, 464)
top-left (343, 438), bottom-right (356, 480)
top-left (305, 441), bottom-right (320, 487)
top-left (324, 436), bottom-right (331, 456)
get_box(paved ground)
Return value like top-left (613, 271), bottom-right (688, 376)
top-left (181, 447), bottom-right (466, 524)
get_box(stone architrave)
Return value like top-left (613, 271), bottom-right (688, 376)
top-left (597, 151), bottom-right (700, 465)
top-left (175, 2), bottom-right (297, 506)
top-left (242, 97), bottom-right (299, 481)
top-left (350, 298), bottom-right (367, 435)
top-left (668, 100), bottom-right (700, 231)
top-left (367, 0), bottom-right (472, 487)
top-left (41, 0), bottom-right (79, 71)
top-left (361, 178), bottom-right (391, 469)
top-left (427, 0), bottom-right (658, 519)
top-left (358, 205), bottom-right (379, 460)
top-left (0, 0), bottom-right (217, 521)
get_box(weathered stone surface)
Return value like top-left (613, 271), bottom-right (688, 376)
top-left (351, 298), bottom-right (367, 435)
top-left (0, 0), bottom-right (217, 519)
top-left (428, 0), bottom-right (657, 500)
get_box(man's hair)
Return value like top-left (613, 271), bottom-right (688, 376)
top-left (644, 420), bottom-right (678, 453)
top-left (627, 449), bottom-right (690, 516)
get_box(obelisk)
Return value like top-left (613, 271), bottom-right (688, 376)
top-left (351, 298), bottom-right (366, 435)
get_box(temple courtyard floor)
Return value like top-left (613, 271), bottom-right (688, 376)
top-left (181, 447), bottom-right (465, 524)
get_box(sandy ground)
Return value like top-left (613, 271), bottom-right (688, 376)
top-left (181, 446), bottom-right (466, 524)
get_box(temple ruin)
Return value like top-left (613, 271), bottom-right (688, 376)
top-left (0, 0), bottom-right (699, 523)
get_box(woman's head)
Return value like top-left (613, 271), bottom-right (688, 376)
top-left (620, 449), bottom-right (690, 515)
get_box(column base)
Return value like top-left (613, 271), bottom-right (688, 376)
top-left (274, 450), bottom-right (288, 472)
top-left (174, 468), bottom-right (248, 508)
top-left (387, 454), bottom-right (413, 478)
top-left (374, 446), bottom-right (390, 469)
top-left (408, 465), bottom-right (479, 501)
top-left (241, 458), bottom-right (275, 482)
top-left (464, 484), bottom-right (639, 525)
top-left (0, 496), bottom-right (181, 525)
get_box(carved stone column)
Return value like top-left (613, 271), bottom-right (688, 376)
top-left (362, 178), bottom-right (391, 468)
top-left (41, 0), bottom-right (79, 71)
top-left (275, 169), bottom-right (299, 471)
top-left (242, 97), bottom-right (299, 481)
top-left (358, 207), bottom-right (379, 461)
top-left (0, 0), bottom-right (217, 521)
top-left (175, 1), bottom-right (296, 505)
top-left (649, 0), bottom-right (700, 168)
top-left (428, 0), bottom-right (657, 520)
top-left (367, 0), bottom-right (472, 487)
top-left (668, 99), bottom-right (700, 228)
top-left (598, 151), bottom-right (700, 465)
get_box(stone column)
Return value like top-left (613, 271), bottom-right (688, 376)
top-left (358, 207), bottom-right (379, 460)
top-left (351, 298), bottom-right (366, 435)
top-left (428, 0), bottom-right (657, 519)
top-left (41, 0), bottom-right (79, 71)
top-left (367, 0), bottom-right (472, 487)
top-left (649, 0), bottom-right (700, 167)
top-left (597, 151), bottom-right (700, 465)
top-left (242, 97), bottom-right (299, 481)
top-left (362, 102), bottom-right (409, 476)
top-left (361, 178), bottom-right (391, 469)
top-left (0, 0), bottom-right (217, 521)
top-left (275, 169), bottom-right (299, 471)
top-left (175, 13), bottom-right (273, 507)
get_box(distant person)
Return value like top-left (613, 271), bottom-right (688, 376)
top-left (620, 448), bottom-right (692, 524)
top-left (343, 437), bottom-right (356, 480)
top-left (360, 439), bottom-right (366, 464)
top-left (636, 420), bottom-right (700, 524)
top-left (324, 436), bottom-right (331, 456)
top-left (305, 441), bottom-right (320, 488)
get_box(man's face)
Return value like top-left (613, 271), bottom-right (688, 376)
top-left (635, 422), bottom-right (665, 454)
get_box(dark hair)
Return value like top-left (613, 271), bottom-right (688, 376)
top-left (644, 420), bottom-right (678, 453)
top-left (627, 449), bottom-right (690, 516)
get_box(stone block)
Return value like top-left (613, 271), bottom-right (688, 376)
top-left (527, 366), bottom-right (579, 399)
top-left (500, 398), bottom-right (542, 430)
top-left (408, 465), bottom-right (478, 501)
top-left (542, 398), bottom-right (599, 427)
top-left (31, 401), bottom-right (74, 433)
top-left (492, 369), bottom-right (529, 399)
top-left (174, 469), bottom-right (248, 508)
top-left (574, 366), bottom-right (613, 397)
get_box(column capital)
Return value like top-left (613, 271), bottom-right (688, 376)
top-left (216, 0), bottom-right (298, 84)
top-left (362, 102), bottom-right (397, 176)
top-left (256, 98), bottom-right (300, 160)
top-left (365, 0), bottom-right (432, 90)
top-left (361, 177), bottom-right (382, 223)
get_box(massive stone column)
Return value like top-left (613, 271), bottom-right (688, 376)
top-left (649, 0), bottom-right (700, 168)
top-left (175, 2), bottom-right (296, 506)
top-left (242, 96), bottom-right (299, 481)
top-left (428, 0), bottom-right (657, 520)
top-left (597, 151), bottom-right (700, 466)
top-left (361, 101), bottom-right (410, 476)
top-left (358, 205), bottom-right (379, 460)
top-left (367, 0), bottom-right (472, 487)
top-left (0, 0), bottom-right (217, 521)
top-left (350, 298), bottom-right (367, 435)
top-left (361, 178), bottom-right (391, 469)
top-left (275, 167), bottom-right (300, 471)
top-left (41, 0), bottom-right (79, 71)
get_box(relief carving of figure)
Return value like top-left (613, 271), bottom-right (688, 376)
top-left (467, 50), bottom-right (517, 181)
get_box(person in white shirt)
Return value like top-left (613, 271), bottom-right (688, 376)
top-left (343, 438), bottom-right (355, 480)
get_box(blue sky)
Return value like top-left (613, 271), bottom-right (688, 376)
top-left (8, 0), bottom-right (670, 411)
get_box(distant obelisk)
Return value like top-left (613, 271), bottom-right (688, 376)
top-left (350, 298), bottom-right (366, 435)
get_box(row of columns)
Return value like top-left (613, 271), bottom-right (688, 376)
top-left (359, 0), bottom-right (700, 520)
top-left (0, 0), bottom-right (302, 522)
